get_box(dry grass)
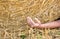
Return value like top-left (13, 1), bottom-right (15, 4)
top-left (0, 0), bottom-right (60, 39)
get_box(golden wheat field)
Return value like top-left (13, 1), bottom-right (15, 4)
top-left (0, 0), bottom-right (60, 39)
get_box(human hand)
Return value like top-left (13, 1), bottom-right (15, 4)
top-left (27, 17), bottom-right (41, 28)
top-left (27, 17), bottom-right (60, 28)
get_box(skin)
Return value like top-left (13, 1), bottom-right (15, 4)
top-left (27, 17), bottom-right (60, 28)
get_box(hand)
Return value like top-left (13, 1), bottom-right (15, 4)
top-left (27, 17), bottom-right (60, 28)
top-left (27, 17), bottom-right (41, 28)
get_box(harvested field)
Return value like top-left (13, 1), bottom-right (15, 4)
top-left (0, 0), bottom-right (60, 39)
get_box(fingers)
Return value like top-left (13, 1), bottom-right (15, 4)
top-left (35, 18), bottom-right (41, 24)
top-left (27, 17), bottom-right (35, 25)
top-left (27, 17), bottom-right (41, 28)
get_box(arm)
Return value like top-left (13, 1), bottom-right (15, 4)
top-left (27, 17), bottom-right (60, 28)
top-left (40, 20), bottom-right (60, 28)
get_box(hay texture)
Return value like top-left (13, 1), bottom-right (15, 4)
top-left (0, 0), bottom-right (60, 39)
